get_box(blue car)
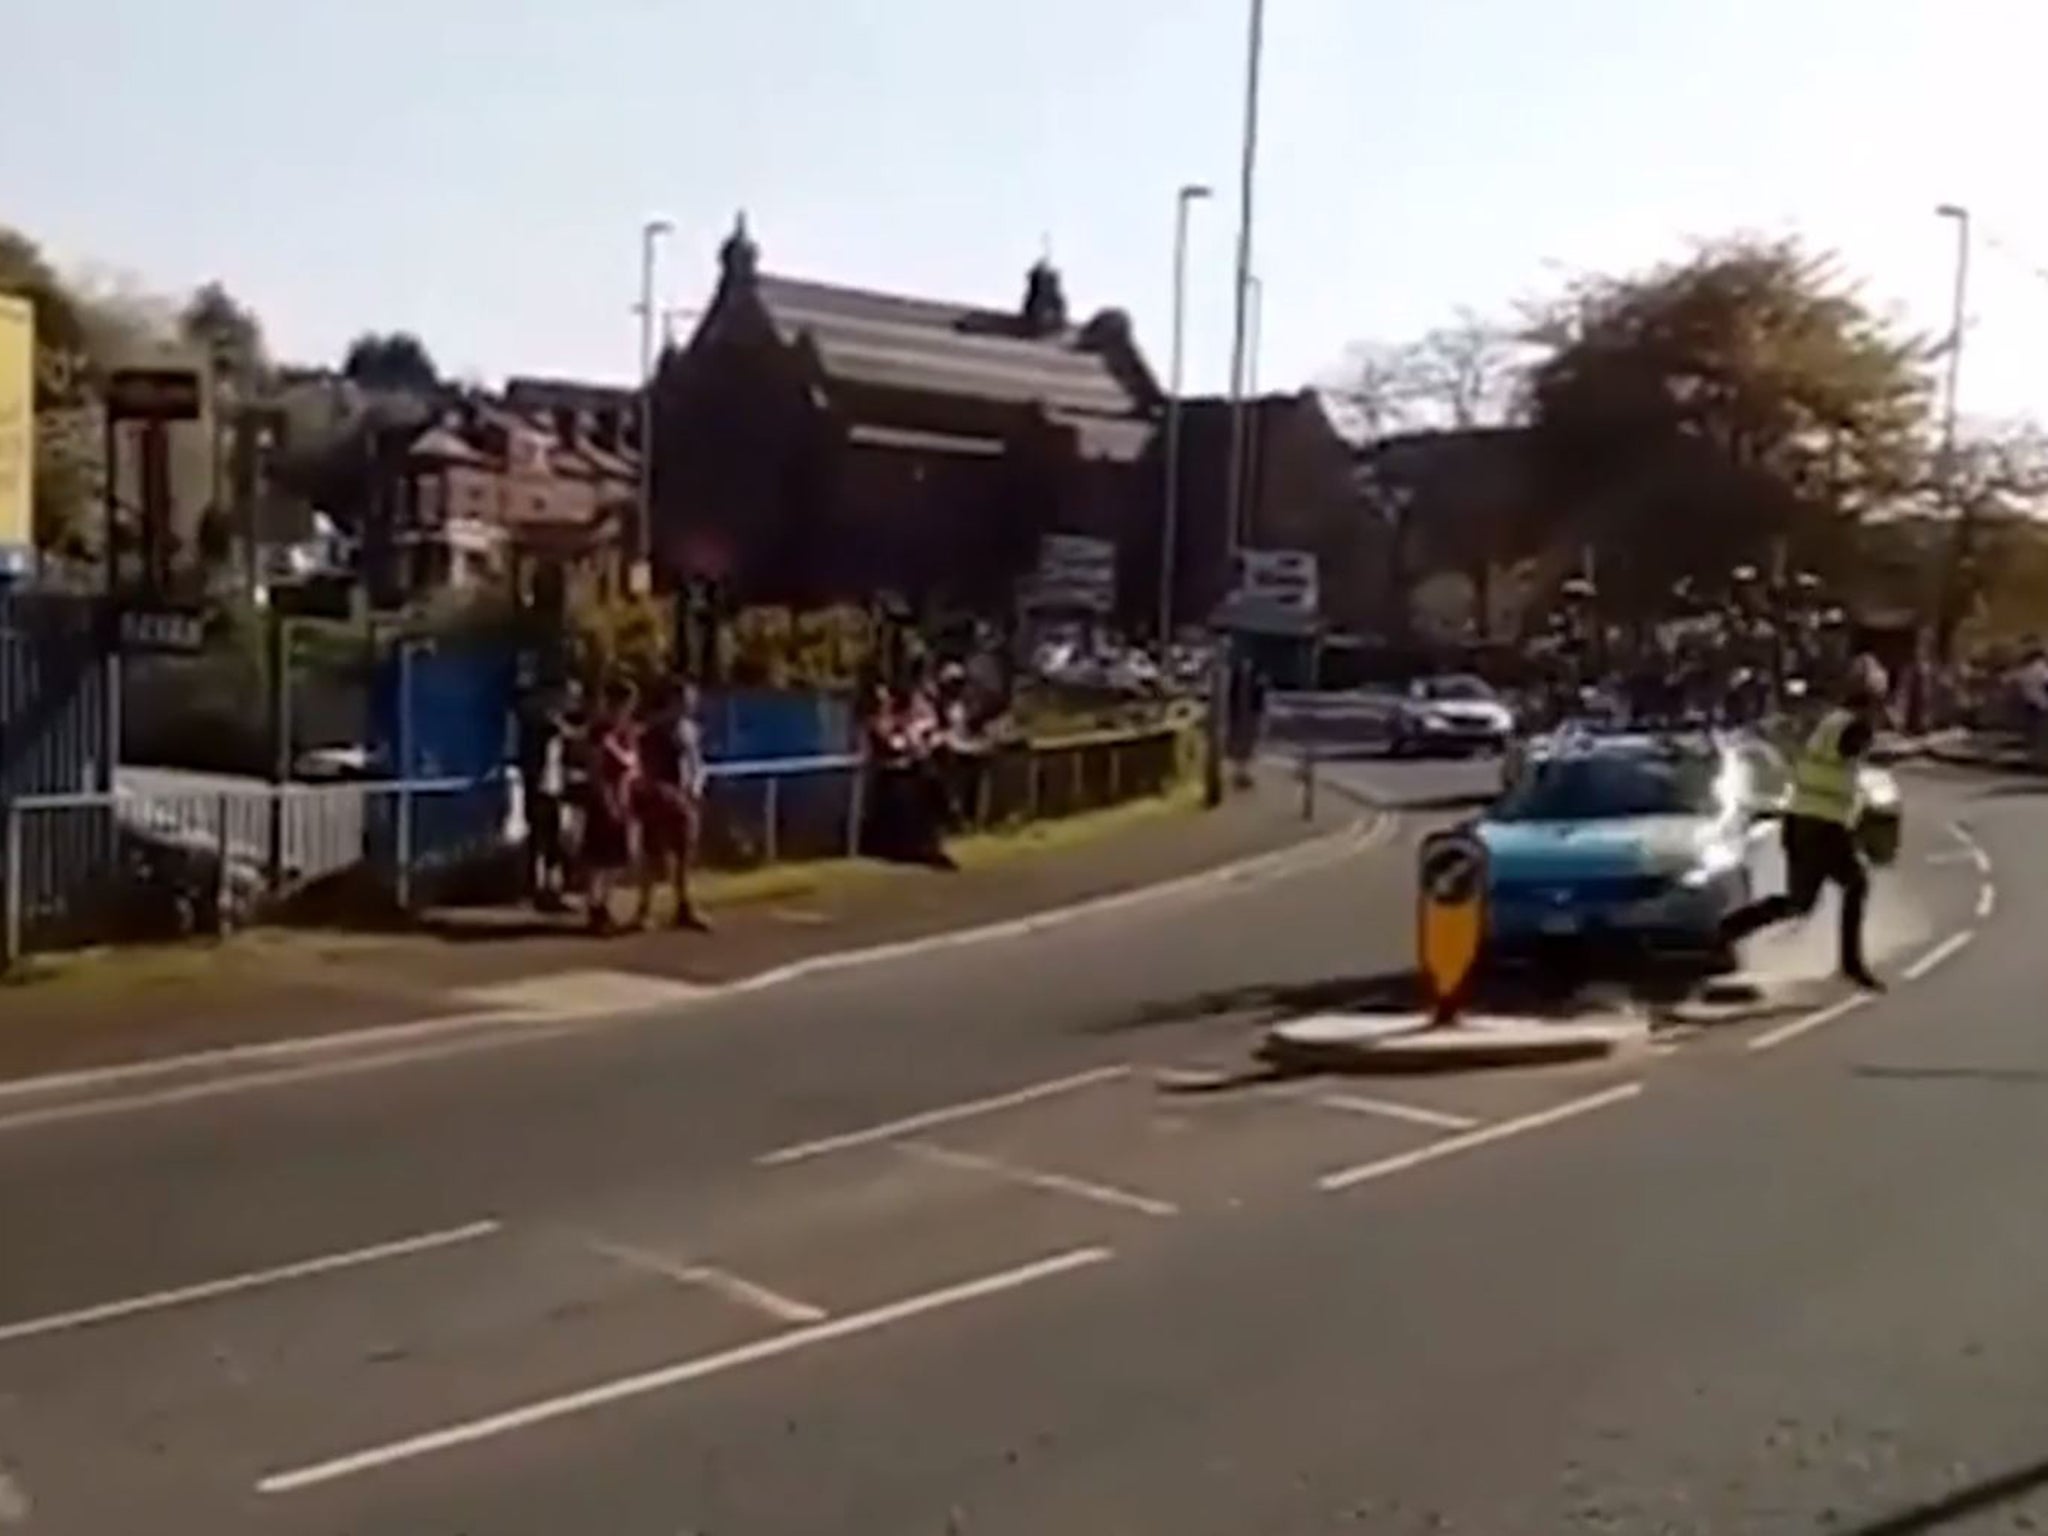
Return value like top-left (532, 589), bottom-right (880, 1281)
top-left (1477, 730), bottom-right (1787, 961)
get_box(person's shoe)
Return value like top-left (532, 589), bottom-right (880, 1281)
top-left (1843, 965), bottom-right (1887, 993)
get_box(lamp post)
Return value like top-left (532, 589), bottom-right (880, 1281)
top-left (635, 217), bottom-right (675, 592)
top-left (1222, 0), bottom-right (1267, 563)
top-left (1159, 183), bottom-right (1211, 652)
top-left (1935, 202), bottom-right (1972, 655)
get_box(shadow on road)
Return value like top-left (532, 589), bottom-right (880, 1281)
top-left (1092, 959), bottom-right (1717, 1036)
top-left (1837, 1452), bottom-right (2048, 1534)
top-left (1854, 1063), bottom-right (2048, 1086)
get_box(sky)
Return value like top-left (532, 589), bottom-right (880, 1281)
top-left (11, 0), bottom-right (2048, 424)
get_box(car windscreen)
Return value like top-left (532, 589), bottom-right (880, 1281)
top-left (1491, 752), bottom-right (1720, 822)
top-left (1419, 676), bottom-right (1493, 702)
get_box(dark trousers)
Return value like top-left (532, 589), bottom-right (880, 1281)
top-left (1723, 813), bottom-right (1869, 973)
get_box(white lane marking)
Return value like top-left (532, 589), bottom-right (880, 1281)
top-left (0, 1021), bottom-right (606, 1138)
top-left (1947, 819), bottom-right (1993, 876)
top-left (1317, 1083), bottom-right (1642, 1193)
top-left (756, 1065), bottom-right (1132, 1167)
top-left (257, 1245), bottom-right (1113, 1495)
top-left (1977, 882), bottom-right (1996, 920)
top-left (1924, 850), bottom-right (1978, 867)
top-left (1903, 929), bottom-right (1975, 982)
top-left (0, 1220), bottom-right (501, 1347)
top-left (1747, 993), bottom-right (1873, 1054)
top-left (897, 1139), bottom-right (1179, 1219)
top-left (0, 1008), bottom-right (529, 1105)
top-left (720, 817), bottom-right (1382, 1001)
top-left (579, 1238), bottom-right (826, 1324)
top-left (0, 818), bottom-right (1382, 1123)
top-left (1300, 1090), bottom-right (1480, 1132)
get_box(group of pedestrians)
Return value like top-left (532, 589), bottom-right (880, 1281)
top-left (861, 664), bottom-right (989, 866)
top-left (517, 677), bottom-right (710, 934)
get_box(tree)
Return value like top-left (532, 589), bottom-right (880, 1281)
top-left (1523, 236), bottom-right (1930, 621)
top-left (1336, 311), bottom-right (1531, 636)
top-left (180, 281), bottom-right (267, 392)
top-left (341, 331), bottom-right (439, 394)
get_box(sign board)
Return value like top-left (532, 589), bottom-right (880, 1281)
top-left (105, 367), bottom-right (202, 423)
top-left (1215, 547), bottom-right (1320, 636)
top-left (1416, 827), bottom-right (1488, 1024)
top-left (0, 295), bottom-right (31, 561)
top-left (1021, 532), bottom-right (1115, 616)
top-left (118, 606), bottom-right (208, 655)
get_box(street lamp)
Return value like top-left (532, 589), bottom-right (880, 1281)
top-left (1222, 0), bottom-right (1267, 562)
top-left (1935, 202), bottom-right (1972, 652)
top-left (1159, 182), bottom-right (1212, 651)
top-left (635, 216), bottom-right (675, 591)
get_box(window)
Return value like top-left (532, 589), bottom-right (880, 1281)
top-left (1492, 752), bottom-right (1719, 822)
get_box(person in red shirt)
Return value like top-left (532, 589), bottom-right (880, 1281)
top-left (633, 678), bottom-right (710, 931)
top-left (581, 681), bottom-right (641, 934)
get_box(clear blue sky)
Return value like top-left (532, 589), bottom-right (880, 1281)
top-left (10, 0), bottom-right (2048, 420)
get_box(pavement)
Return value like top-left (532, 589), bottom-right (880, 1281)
top-left (0, 752), bottom-right (2038, 1533)
top-left (0, 772), bottom-right (1359, 1083)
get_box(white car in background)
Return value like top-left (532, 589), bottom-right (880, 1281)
top-left (1388, 674), bottom-right (1516, 757)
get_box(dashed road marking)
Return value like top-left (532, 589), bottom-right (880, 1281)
top-left (578, 1238), bottom-right (827, 1324)
top-left (1292, 1089), bottom-right (1480, 1132)
top-left (257, 1245), bottom-right (1114, 1495)
top-left (898, 1139), bottom-right (1179, 1218)
top-left (1317, 1083), bottom-right (1642, 1193)
top-left (1977, 882), bottom-right (1996, 920)
top-left (1903, 929), bottom-right (1975, 982)
top-left (0, 1219), bottom-right (502, 1347)
top-left (1746, 992), bottom-right (1874, 1054)
top-left (756, 1065), bottom-right (1131, 1167)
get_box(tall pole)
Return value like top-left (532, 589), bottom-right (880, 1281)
top-left (636, 217), bottom-right (674, 593)
top-left (1160, 183), bottom-right (1211, 651)
top-left (1240, 272), bottom-right (1264, 538)
top-left (1935, 202), bottom-right (1971, 656)
top-left (1222, 0), bottom-right (1266, 564)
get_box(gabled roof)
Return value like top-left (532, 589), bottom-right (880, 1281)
top-left (753, 272), bottom-right (1144, 421)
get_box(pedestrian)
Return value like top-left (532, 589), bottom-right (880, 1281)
top-left (516, 682), bottom-right (572, 912)
top-left (580, 679), bottom-right (641, 935)
top-left (1720, 654), bottom-right (1891, 990)
top-left (633, 677), bottom-right (710, 931)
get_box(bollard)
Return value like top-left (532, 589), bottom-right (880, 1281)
top-left (762, 772), bottom-right (780, 866)
top-left (1, 801), bottom-right (20, 972)
top-left (1300, 737), bottom-right (1317, 822)
top-left (215, 792), bottom-right (234, 931)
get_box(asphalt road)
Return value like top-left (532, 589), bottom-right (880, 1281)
top-left (0, 755), bottom-right (2033, 1534)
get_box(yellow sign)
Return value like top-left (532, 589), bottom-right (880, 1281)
top-left (0, 294), bottom-right (32, 554)
top-left (1417, 829), bottom-right (1488, 1024)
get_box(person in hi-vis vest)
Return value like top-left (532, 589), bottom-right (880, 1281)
top-left (1721, 655), bottom-right (1890, 990)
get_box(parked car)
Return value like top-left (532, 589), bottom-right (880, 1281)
top-left (1389, 674), bottom-right (1516, 757)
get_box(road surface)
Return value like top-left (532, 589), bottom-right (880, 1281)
top-left (0, 756), bottom-right (2034, 1534)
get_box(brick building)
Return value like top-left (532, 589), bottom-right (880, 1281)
top-left (378, 393), bottom-right (637, 601)
top-left (650, 216), bottom-right (1161, 624)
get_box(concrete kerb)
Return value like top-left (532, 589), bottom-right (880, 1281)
top-left (1259, 1010), bottom-right (1648, 1075)
top-left (0, 804), bottom-right (1390, 1107)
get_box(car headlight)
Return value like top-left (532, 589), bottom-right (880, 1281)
top-left (1679, 842), bottom-right (1744, 888)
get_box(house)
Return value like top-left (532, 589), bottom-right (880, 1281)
top-left (389, 395), bottom-right (637, 600)
top-left (651, 216), bottom-right (1161, 625)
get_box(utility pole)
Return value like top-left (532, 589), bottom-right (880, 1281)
top-left (1935, 203), bottom-right (1971, 656)
top-left (635, 217), bottom-right (674, 595)
top-left (1160, 183), bottom-right (1211, 652)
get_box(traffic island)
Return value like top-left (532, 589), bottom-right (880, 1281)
top-left (1258, 1009), bottom-right (1648, 1075)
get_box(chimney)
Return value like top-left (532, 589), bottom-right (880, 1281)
top-left (1021, 259), bottom-right (1069, 337)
